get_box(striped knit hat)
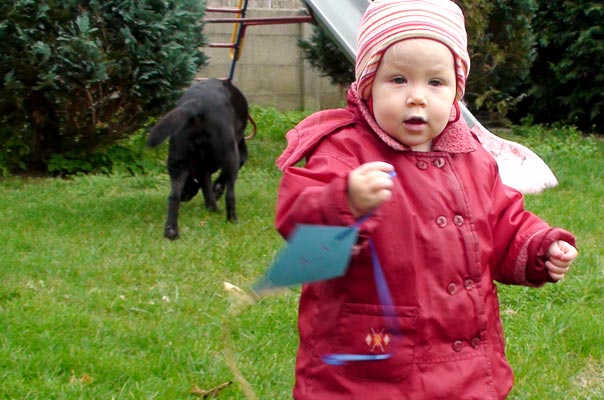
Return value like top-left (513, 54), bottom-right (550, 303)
top-left (356, 0), bottom-right (470, 101)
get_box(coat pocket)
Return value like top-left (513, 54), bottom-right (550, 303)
top-left (334, 302), bottom-right (417, 382)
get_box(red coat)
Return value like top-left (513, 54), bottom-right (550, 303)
top-left (275, 86), bottom-right (575, 400)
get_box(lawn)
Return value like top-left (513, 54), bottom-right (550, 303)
top-left (0, 109), bottom-right (603, 399)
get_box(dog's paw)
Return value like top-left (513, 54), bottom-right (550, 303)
top-left (164, 225), bottom-right (179, 240)
top-left (206, 203), bottom-right (219, 213)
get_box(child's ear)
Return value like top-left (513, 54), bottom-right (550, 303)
top-left (449, 101), bottom-right (460, 123)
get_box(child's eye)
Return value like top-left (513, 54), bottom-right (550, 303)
top-left (429, 79), bottom-right (443, 87)
top-left (392, 77), bottom-right (407, 84)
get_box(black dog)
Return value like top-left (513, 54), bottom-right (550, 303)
top-left (148, 78), bottom-right (255, 239)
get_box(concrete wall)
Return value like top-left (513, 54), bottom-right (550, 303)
top-left (200, 0), bottom-right (347, 111)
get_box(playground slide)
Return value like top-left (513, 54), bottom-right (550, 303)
top-left (303, 0), bottom-right (558, 194)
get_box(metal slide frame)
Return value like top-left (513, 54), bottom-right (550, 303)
top-left (204, 0), bottom-right (313, 81)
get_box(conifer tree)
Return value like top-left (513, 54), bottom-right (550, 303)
top-left (0, 0), bottom-right (207, 172)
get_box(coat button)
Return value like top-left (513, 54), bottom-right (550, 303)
top-left (447, 283), bottom-right (458, 295)
top-left (433, 158), bottom-right (445, 168)
top-left (436, 216), bottom-right (447, 228)
top-left (464, 279), bottom-right (474, 290)
top-left (452, 340), bottom-right (463, 352)
top-left (453, 215), bottom-right (464, 226)
top-left (471, 337), bottom-right (481, 349)
top-left (416, 160), bottom-right (428, 170)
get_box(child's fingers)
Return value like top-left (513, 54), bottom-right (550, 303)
top-left (354, 161), bottom-right (394, 176)
top-left (546, 259), bottom-right (570, 272)
top-left (546, 260), bottom-right (570, 282)
top-left (350, 162), bottom-right (395, 195)
top-left (559, 241), bottom-right (578, 260)
top-left (548, 271), bottom-right (566, 282)
top-left (347, 163), bottom-right (397, 217)
top-left (549, 241), bottom-right (578, 262)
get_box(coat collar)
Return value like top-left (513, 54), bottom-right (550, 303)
top-left (349, 83), bottom-right (476, 154)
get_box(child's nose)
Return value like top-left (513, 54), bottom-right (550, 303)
top-left (406, 88), bottom-right (427, 106)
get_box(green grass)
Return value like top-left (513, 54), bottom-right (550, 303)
top-left (495, 126), bottom-right (604, 399)
top-left (1, 110), bottom-right (603, 399)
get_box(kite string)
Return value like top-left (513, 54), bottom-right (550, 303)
top-left (322, 237), bottom-right (398, 365)
top-left (222, 236), bottom-right (396, 393)
top-left (222, 282), bottom-right (260, 400)
top-left (369, 239), bottom-right (396, 314)
top-left (224, 169), bottom-right (398, 393)
top-left (324, 171), bottom-right (400, 366)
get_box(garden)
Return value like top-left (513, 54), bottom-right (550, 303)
top-left (1, 0), bottom-right (603, 398)
top-left (1, 109), bottom-right (603, 398)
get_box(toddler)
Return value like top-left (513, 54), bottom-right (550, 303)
top-left (274, 1), bottom-right (578, 398)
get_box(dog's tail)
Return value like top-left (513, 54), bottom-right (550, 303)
top-left (147, 99), bottom-right (204, 148)
top-left (245, 114), bottom-right (257, 140)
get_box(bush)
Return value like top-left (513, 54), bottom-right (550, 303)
top-left (46, 119), bottom-right (168, 177)
top-left (460, 0), bottom-right (536, 125)
top-left (0, 0), bottom-right (207, 174)
top-left (522, 0), bottom-right (604, 132)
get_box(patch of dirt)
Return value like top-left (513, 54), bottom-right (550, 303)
top-left (572, 360), bottom-right (604, 394)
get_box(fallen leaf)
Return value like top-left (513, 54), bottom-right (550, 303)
top-left (69, 372), bottom-right (94, 385)
top-left (190, 381), bottom-right (232, 398)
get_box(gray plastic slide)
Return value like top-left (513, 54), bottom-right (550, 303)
top-left (303, 0), bottom-right (558, 194)
top-left (304, 0), bottom-right (368, 61)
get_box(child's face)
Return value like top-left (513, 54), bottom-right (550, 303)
top-left (370, 39), bottom-right (457, 152)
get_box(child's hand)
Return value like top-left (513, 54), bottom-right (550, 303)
top-left (347, 161), bottom-right (395, 217)
top-left (546, 240), bottom-right (578, 281)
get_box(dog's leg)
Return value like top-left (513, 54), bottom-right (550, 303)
top-left (222, 149), bottom-right (240, 222)
top-left (199, 170), bottom-right (219, 213)
top-left (212, 170), bottom-right (238, 221)
top-left (212, 173), bottom-right (226, 201)
top-left (237, 137), bottom-right (248, 168)
top-left (164, 170), bottom-right (188, 240)
top-left (223, 137), bottom-right (247, 222)
top-left (224, 175), bottom-right (238, 223)
top-left (213, 138), bottom-right (246, 201)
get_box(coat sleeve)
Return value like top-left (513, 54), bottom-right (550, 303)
top-left (274, 109), bottom-right (385, 240)
top-left (489, 173), bottom-right (576, 286)
top-left (275, 150), bottom-right (360, 239)
top-left (275, 141), bottom-right (382, 241)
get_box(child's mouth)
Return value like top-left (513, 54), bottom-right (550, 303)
top-left (404, 117), bottom-right (427, 131)
top-left (405, 117), bottom-right (426, 124)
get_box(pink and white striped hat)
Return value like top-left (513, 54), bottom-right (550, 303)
top-left (355, 0), bottom-right (470, 101)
